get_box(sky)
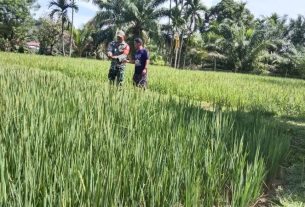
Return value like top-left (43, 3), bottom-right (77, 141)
top-left (33, 0), bottom-right (99, 28)
top-left (34, 0), bottom-right (305, 28)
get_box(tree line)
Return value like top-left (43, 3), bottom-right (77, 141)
top-left (1, 0), bottom-right (305, 78)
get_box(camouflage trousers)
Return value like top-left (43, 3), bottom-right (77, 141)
top-left (108, 64), bottom-right (125, 86)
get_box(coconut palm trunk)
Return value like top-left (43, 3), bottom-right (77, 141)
top-left (183, 43), bottom-right (187, 68)
top-left (169, 36), bottom-right (174, 66)
top-left (69, 0), bottom-right (75, 57)
top-left (177, 32), bottom-right (184, 68)
top-left (168, 0), bottom-right (172, 66)
top-left (49, 0), bottom-right (79, 57)
top-left (61, 16), bottom-right (65, 56)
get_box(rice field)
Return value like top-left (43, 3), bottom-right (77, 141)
top-left (0, 52), bottom-right (301, 206)
top-left (1, 53), bottom-right (305, 117)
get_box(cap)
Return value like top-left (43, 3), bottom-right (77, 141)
top-left (116, 30), bottom-right (125, 37)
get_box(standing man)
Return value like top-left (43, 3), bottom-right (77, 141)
top-left (130, 38), bottom-right (149, 89)
top-left (107, 30), bottom-right (130, 86)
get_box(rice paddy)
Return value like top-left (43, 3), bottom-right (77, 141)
top-left (0, 52), bottom-right (303, 206)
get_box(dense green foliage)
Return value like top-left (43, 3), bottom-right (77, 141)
top-left (1, 0), bottom-right (305, 78)
top-left (37, 18), bottom-right (61, 55)
top-left (0, 53), bottom-right (293, 206)
top-left (89, 0), bottom-right (305, 78)
top-left (49, 0), bottom-right (79, 56)
top-left (0, 0), bottom-right (37, 51)
top-left (1, 0), bottom-right (304, 205)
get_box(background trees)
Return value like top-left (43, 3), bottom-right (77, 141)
top-left (49, 0), bottom-right (78, 56)
top-left (1, 0), bottom-right (305, 79)
top-left (37, 17), bottom-right (61, 55)
top-left (0, 0), bottom-right (37, 51)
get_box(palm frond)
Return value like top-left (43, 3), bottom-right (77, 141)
top-left (49, 8), bottom-right (61, 18)
top-left (48, 0), bottom-right (59, 9)
top-left (152, 8), bottom-right (169, 19)
top-left (69, 2), bottom-right (79, 12)
top-left (150, 0), bottom-right (168, 9)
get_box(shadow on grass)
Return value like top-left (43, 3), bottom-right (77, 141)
top-left (268, 115), bottom-right (305, 206)
top-left (200, 105), bottom-right (305, 206)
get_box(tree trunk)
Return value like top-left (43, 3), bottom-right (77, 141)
top-left (174, 48), bottom-right (179, 68)
top-left (176, 0), bottom-right (183, 68)
top-left (183, 40), bottom-right (188, 68)
top-left (177, 32), bottom-right (184, 68)
top-left (50, 44), bottom-right (54, 55)
top-left (69, 1), bottom-right (75, 57)
top-left (183, 49), bottom-right (186, 68)
top-left (169, 0), bottom-right (172, 25)
top-left (169, 38), bottom-right (174, 67)
top-left (167, 0), bottom-right (173, 67)
top-left (62, 17), bottom-right (65, 56)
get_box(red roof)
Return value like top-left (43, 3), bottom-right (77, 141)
top-left (26, 41), bottom-right (40, 47)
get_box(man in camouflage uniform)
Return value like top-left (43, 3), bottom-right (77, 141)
top-left (107, 30), bottom-right (130, 86)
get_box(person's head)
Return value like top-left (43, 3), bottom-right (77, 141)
top-left (116, 30), bottom-right (125, 43)
top-left (134, 38), bottom-right (143, 50)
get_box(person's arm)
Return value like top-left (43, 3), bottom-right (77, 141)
top-left (113, 44), bottom-right (130, 62)
top-left (142, 50), bottom-right (149, 74)
top-left (122, 55), bottom-right (134, 64)
top-left (126, 59), bottom-right (135, 64)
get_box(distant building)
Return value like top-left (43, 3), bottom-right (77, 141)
top-left (26, 41), bottom-right (40, 51)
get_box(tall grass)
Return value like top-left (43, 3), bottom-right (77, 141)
top-left (1, 52), bottom-right (305, 117)
top-left (0, 65), bottom-right (289, 206)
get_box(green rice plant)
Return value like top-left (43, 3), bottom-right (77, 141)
top-left (0, 65), bottom-right (290, 206)
top-left (1, 52), bottom-right (304, 117)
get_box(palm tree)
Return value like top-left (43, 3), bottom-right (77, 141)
top-left (177, 0), bottom-right (206, 68)
top-left (260, 14), bottom-right (298, 75)
top-left (207, 0), bottom-right (253, 27)
top-left (123, 0), bottom-right (168, 41)
top-left (49, 0), bottom-right (78, 56)
top-left (167, 2), bottom-right (185, 68)
top-left (93, 0), bottom-right (168, 43)
top-left (167, 0), bottom-right (206, 68)
top-left (69, 0), bottom-right (76, 57)
top-left (288, 15), bottom-right (305, 47)
top-left (184, 0), bottom-right (206, 33)
top-left (69, 0), bottom-right (91, 57)
top-left (73, 27), bottom-right (93, 57)
top-left (206, 20), bottom-right (279, 72)
top-left (92, 0), bottom-right (126, 30)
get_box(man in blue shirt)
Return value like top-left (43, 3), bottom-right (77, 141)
top-left (129, 38), bottom-right (149, 89)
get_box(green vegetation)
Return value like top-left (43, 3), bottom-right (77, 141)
top-left (2, 0), bottom-right (305, 78)
top-left (1, 0), bottom-right (305, 205)
top-left (48, 0), bottom-right (79, 56)
top-left (1, 52), bottom-right (303, 206)
top-left (0, 0), bottom-right (37, 51)
top-left (2, 52), bottom-right (305, 117)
